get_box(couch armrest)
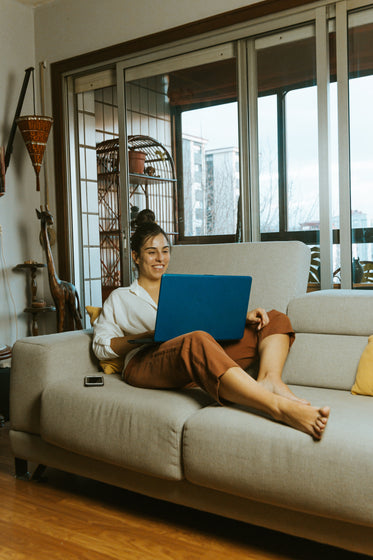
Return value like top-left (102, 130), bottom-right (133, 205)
top-left (10, 329), bottom-right (98, 435)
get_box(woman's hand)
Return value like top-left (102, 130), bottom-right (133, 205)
top-left (246, 308), bottom-right (269, 331)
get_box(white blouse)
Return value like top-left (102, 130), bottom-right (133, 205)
top-left (92, 279), bottom-right (157, 370)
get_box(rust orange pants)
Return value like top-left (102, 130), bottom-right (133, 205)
top-left (123, 310), bottom-right (295, 403)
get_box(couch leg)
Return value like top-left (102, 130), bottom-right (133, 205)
top-left (14, 458), bottom-right (31, 480)
top-left (31, 464), bottom-right (47, 482)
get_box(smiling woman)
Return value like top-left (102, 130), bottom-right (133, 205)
top-left (130, 210), bottom-right (171, 302)
top-left (91, 208), bottom-right (329, 440)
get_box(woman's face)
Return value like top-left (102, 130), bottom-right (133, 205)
top-left (132, 233), bottom-right (170, 281)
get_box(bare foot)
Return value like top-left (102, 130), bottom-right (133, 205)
top-left (273, 399), bottom-right (330, 440)
top-left (258, 376), bottom-right (310, 405)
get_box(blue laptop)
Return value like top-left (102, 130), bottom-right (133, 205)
top-left (150, 273), bottom-right (252, 342)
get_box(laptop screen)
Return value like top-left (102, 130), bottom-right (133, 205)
top-left (154, 273), bottom-right (252, 342)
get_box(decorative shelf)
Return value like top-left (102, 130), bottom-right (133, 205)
top-left (128, 135), bottom-right (176, 182)
top-left (14, 261), bottom-right (55, 336)
top-left (129, 173), bottom-right (177, 186)
top-left (24, 306), bottom-right (56, 313)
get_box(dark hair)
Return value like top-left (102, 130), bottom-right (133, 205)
top-left (130, 209), bottom-right (169, 256)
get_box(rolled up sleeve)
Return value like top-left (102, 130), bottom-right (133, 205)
top-left (92, 298), bottom-right (125, 360)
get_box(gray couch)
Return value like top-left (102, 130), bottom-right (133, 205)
top-left (9, 242), bottom-right (373, 557)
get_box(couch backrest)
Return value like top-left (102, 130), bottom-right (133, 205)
top-left (167, 241), bottom-right (310, 313)
top-left (283, 290), bottom-right (373, 390)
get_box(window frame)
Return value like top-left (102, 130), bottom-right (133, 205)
top-left (51, 0), bottom-right (320, 280)
top-left (51, 0), bottom-right (373, 291)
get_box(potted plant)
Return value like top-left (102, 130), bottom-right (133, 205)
top-left (128, 148), bottom-right (146, 174)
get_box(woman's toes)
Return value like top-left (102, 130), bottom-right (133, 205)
top-left (320, 406), bottom-right (331, 419)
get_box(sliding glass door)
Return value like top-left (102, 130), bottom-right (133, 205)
top-left (256, 25), bottom-right (319, 239)
top-left (63, 0), bottom-right (373, 314)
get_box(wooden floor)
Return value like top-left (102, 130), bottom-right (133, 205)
top-left (0, 423), bottom-right (369, 560)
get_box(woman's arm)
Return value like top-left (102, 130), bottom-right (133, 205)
top-left (110, 331), bottom-right (154, 356)
top-left (93, 287), bottom-right (157, 360)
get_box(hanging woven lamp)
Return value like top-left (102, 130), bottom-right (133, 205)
top-left (16, 115), bottom-right (53, 191)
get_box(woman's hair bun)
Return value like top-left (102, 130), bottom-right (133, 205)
top-left (134, 208), bottom-right (156, 227)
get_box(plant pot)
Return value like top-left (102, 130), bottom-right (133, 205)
top-left (128, 150), bottom-right (146, 174)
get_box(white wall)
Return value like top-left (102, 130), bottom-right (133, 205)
top-left (0, 0), bottom-right (52, 347)
top-left (34, 0), bottom-right (258, 63)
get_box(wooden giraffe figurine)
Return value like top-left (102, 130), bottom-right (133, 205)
top-left (36, 206), bottom-right (83, 332)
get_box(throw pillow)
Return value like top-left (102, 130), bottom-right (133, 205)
top-left (86, 305), bottom-right (102, 326)
top-left (351, 335), bottom-right (373, 395)
top-left (85, 306), bottom-right (124, 375)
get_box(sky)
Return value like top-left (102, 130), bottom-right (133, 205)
top-left (182, 103), bottom-right (239, 150)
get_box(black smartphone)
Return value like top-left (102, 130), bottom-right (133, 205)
top-left (84, 375), bottom-right (104, 387)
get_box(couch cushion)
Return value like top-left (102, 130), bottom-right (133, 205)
top-left (288, 290), bottom-right (373, 336)
top-left (168, 241), bottom-right (310, 313)
top-left (282, 332), bottom-right (367, 390)
top-left (40, 374), bottom-right (213, 481)
top-left (182, 386), bottom-right (373, 526)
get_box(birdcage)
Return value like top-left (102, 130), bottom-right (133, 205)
top-left (127, 135), bottom-right (178, 239)
top-left (96, 135), bottom-right (177, 301)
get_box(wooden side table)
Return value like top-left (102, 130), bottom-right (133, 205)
top-left (14, 262), bottom-right (55, 336)
top-left (23, 305), bottom-right (56, 336)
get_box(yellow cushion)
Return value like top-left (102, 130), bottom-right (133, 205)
top-left (86, 305), bottom-right (102, 326)
top-left (85, 306), bottom-right (124, 375)
top-left (99, 357), bottom-right (124, 375)
top-left (351, 335), bottom-right (373, 395)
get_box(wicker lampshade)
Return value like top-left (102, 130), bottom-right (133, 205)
top-left (16, 115), bottom-right (53, 191)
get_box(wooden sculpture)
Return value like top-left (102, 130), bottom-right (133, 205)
top-left (36, 206), bottom-right (83, 332)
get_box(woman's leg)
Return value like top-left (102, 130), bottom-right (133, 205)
top-left (219, 312), bottom-right (329, 438)
top-left (124, 330), bottom-right (329, 439)
top-left (256, 333), bottom-right (309, 404)
top-left (124, 330), bottom-right (237, 401)
top-left (221, 310), bottom-right (304, 402)
top-left (218, 366), bottom-right (329, 440)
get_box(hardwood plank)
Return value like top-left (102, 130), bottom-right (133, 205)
top-left (0, 424), bottom-right (370, 560)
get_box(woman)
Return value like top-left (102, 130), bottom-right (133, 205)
top-left (93, 210), bottom-right (330, 440)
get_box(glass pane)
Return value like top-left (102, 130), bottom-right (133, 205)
top-left (126, 73), bottom-right (177, 243)
top-left (126, 55), bottom-right (239, 241)
top-left (349, 8), bottom-right (373, 287)
top-left (286, 86), bottom-right (319, 231)
top-left (258, 95), bottom-right (279, 232)
top-left (76, 84), bottom-right (119, 312)
top-left (181, 102), bottom-right (239, 236)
